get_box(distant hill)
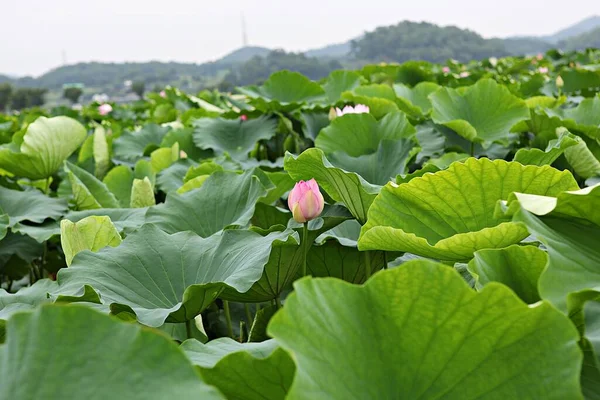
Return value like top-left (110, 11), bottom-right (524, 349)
top-left (351, 21), bottom-right (510, 63)
top-left (216, 46), bottom-right (271, 64)
top-left (559, 26), bottom-right (600, 50)
top-left (543, 15), bottom-right (600, 43)
top-left (305, 41), bottom-right (352, 58)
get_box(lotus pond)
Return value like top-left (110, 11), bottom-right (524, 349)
top-left (1, 51), bottom-right (600, 399)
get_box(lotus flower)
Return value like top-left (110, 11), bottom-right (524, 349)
top-left (556, 76), bottom-right (564, 88)
top-left (288, 179), bottom-right (324, 223)
top-left (98, 103), bottom-right (113, 116)
top-left (442, 66), bottom-right (450, 74)
top-left (538, 67), bottom-right (549, 74)
top-left (240, 115), bottom-right (248, 121)
top-left (159, 90), bottom-right (166, 98)
top-left (335, 104), bottom-right (370, 117)
top-left (536, 53), bottom-right (544, 60)
top-left (459, 71), bottom-right (470, 78)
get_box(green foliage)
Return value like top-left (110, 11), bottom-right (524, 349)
top-left (131, 81), bottom-right (145, 99)
top-left (2, 51), bottom-right (600, 398)
top-left (62, 87), bottom-right (83, 104)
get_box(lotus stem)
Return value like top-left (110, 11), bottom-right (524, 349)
top-left (223, 300), bottom-right (234, 338)
top-left (302, 221), bottom-right (309, 277)
top-left (244, 303), bottom-right (253, 326)
top-left (364, 251), bottom-right (372, 280)
top-left (185, 319), bottom-right (192, 339)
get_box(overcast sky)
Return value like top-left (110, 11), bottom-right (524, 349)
top-left (1, 0), bottom-right (598, 76)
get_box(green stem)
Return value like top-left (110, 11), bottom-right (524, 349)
top-left (364, 251), bottom-right (372, 280)
top-left (275, 297), bottom-right (282, 309)
top-left (239, 321), bottom-right (246, 343)
top-left (383, 252), bottom-right (388, 270)
top-left (185, 319), bottom-right (193, 339)
top-left (223, 301), bottom-right (233, 338)
top-left (7, 280), bottom-right (13, 293)
top-left (44, 177), bottom-right (51, 195)
top-left (244, 303), bottom-right (253, 326)
top-left (302, 221), bottom-right (309, 277)
top-left (470, 142), bottom-right (475, 157)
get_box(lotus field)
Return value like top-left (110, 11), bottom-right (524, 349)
top-left (1, 51), bottom-right (600, 399)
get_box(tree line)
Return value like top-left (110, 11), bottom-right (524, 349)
top-left (0, 84), bottom-right (47, 111)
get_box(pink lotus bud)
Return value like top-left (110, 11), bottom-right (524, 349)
top-left (335, 104), bottom-right (370, 117)
top-left (536, 53), bottom-right (544, 60)
top-left (159, 90), bottom-right (166, 98)
top-left (179, 150), bottom-right (188, 159)
top-left (240, 115), bottom-right (248, 121)
top-left (459, 71), bottom-right (470, 78)
top-left (538, 67), bottom-right (549, 74)
top-left (442, 66), bottom-right (450, 73)
top-left (288, 179), bottom-right (325, 223)
top-left (98, 103), bottom-right (113, 116)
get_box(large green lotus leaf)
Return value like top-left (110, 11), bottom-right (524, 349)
top-left (352, 83), bottom-right (397, 100)
top-left (340, 92), bottom-right (400, 119)
top-left (156, 159), bottom-right (197, 194)
top-left (300, 111), bottom-right (330, 141)
top-left (513, 130), bottom-right (580, 166)
top-left (150, 143), bottom-right (179, 173)
top-left (192, 116), bottom-right (276, 160)
top-left (315, 111), bottom-right (415, 157)
top-left (56, 224), bottom-right (293, 326)
top-left (224, 207), bottom-right (347, 302)
top-left (130, 177), bottom-right (155, 208)
top-left (0, 305), bottom-right (224, 399)
top-left (93, 125), bottom-right (110, 179)
top-left (424, 152), bottom-right (469, 169)
top-left (146, 170), bottom-right (266, 237)
top-left (0, 186), bottom-right (67, 227)
top-left (545, 95), bottom-right (600, 140)
top-left (0, 279), bottom-right (57, 328)
top-left (254, 70), bottom-right (326, 104)
top-left (322, 70), bottom-right (362, 102)
top-left (65, 161), bottom-right (120, 210)
top-left (112, 124), bottom-right (171, 163)
top-left (307, 240), bottom-right (386, 284)
top-left (468, 245), bottom-right (547, 304)
top-left (0, 116), bottom-right (87, 179)
top-left (103, 165), bottom-right (134, 207)
top-left (259, 171), bottom-right (295, 205)
top-left (414, 123), bottom-right (446, 161)
top-left (60, 216), bottom-right (122, 266)
top-left (561, 130), bottom-right (600, 179)
top-left (134, 159), bottom-right (156, 187)
top-left (268, 260), bottom-right (582, 400)
top-left (430, 79), bottom-right (530, 143)
top-left (511, 109), bottom-right (565, 149)
top-left (10, 207), bottom-right (146, 244)
top-left (284, 149), bottom-right (379, 224)
top-left (65, 208), bottom-right (147, 235)
top-left (393, 82), bottom-right (439, 119)
top-left (560, 69), bottom-right (600, 96)
top-left (504, 185), bottom-right (600, 312)
top-left (181, 338), bottom-right (294, 400)
top-left (358, 158), bottom-right (578, 261)
top-left (327, 139), bottom-right (418, 185)
top-left (564, 95), bottom-right (600, 139)
top-left (160, 127), bottom-right (212, 161)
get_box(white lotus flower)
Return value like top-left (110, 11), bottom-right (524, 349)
top-left (335, 104), bottom-right (370, 117)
